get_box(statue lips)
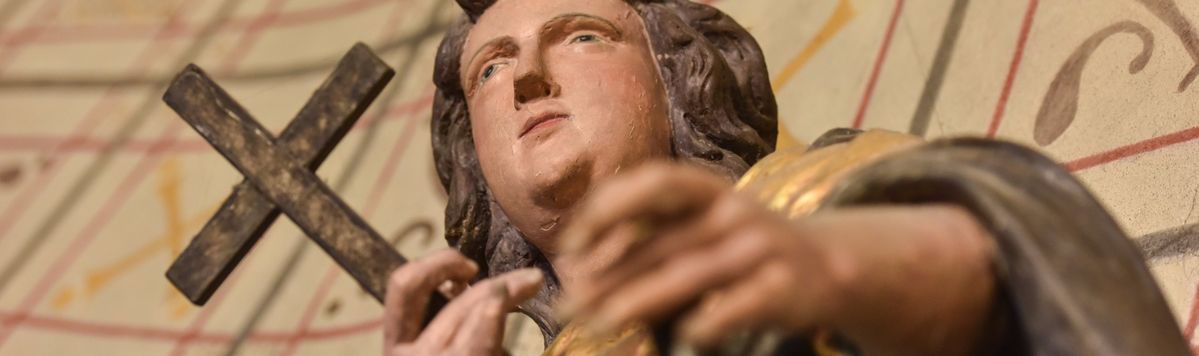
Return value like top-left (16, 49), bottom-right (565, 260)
top-left (519, 111), bottom-right (571, 139)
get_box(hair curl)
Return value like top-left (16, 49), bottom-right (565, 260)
top-left (430, 0), bottom-right (777, 343)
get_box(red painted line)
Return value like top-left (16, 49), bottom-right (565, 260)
top-left (0, 136), bottom-right (212, 154)
top-left (3, 311), bottom-right (229, 344)
top-left (214, 0), bottom-right (290, 72)
top-left (1065, 125), bottom-right (1199, 172)
top-left (1183, 279), bottom-right (1199, 346)
top-left (0, 0), bottom-right (192, 244)
top-left (374, 92), bottom-right (436, 125)
top-left (851, 0), bottom-right (905, 129)
top-left (0, 0), bottom-right (390, 48)
top-left (297, 318), bottom-right (383, 340)
top-left (167, 253), bottom-right (254, 355)
top-left (279, 269), bottom-right (342, 355)
top-left (376, 0), bottom-right (412, 39)
top-left (281, 100), bottom-right (426, 356)
top-left (0, 0), bottom-right (62, 75)
top-left (259, 0), bottom-right (384, 30)
top-left (169, 301), bottom-right (226, 352)
top-left (986, 0), bottom-right (1039, 138)
top-left (0, 124), bottom-right (184, 350)
top-left (0, 309), bottom-right (385, 344)
top-left (0, 91), bottom-right (435, 154)
top-left (0, 65), bottom-right (163, 243)
top-left (361, 95), bottom-right (429, 224)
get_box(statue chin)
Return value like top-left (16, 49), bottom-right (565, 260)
top-left (527, 153), bottom-right (592, 212)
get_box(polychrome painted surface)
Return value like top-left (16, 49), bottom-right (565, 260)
top-left (2, 0), bottom-right (1199, 354)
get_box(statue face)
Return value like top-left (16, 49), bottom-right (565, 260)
top-left (460, 0), bottom-right (672, 254)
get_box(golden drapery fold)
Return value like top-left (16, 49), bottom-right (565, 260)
top-left (736, 129), bottom-right (922, 220)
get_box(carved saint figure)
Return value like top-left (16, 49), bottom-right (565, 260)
top-left (383, 0), bottom-right (1190, 355)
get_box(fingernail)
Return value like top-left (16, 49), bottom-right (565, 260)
top-left (438, 280), bottom-right (458, 298)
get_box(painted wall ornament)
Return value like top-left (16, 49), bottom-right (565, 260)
top-left (1035, 0), bottom-right (1199, 146)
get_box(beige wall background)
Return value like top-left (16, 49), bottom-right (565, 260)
top-left (2, 0), bottom-right (1199, 354)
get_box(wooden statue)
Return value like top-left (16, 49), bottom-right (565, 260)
top-left (411, 0), bottom-right (1191, 354)
top-left (164, 0), bottom-right (1192, 354)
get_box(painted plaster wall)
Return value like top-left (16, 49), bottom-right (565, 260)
top-left (0, 0), bottom-right (1197, 354)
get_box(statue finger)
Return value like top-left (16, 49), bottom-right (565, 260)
top-left (452, 282), bottom-right (511, 355)
top-left (561, 162), bottom-right (730, 256)
top-left (420, 268), bottom-right (543, 347)
top-left (560, 197), bottom-right (748, 319)
top-left (384, 249), bottom-right (479, 345)
top-left (604, 193), bottom-right (753, 276)
top-left (578, 230), bottom-right (769, 335)
top-left (678, 263), bottom-right (797, 347)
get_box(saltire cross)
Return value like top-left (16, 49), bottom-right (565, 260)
top-left (163, 43), bottom-right (446, 318)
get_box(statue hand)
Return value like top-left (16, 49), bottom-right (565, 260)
top-left (558, 162), bottom-right (997, 356)
top-left (384, 249), bottom-right (543, 356)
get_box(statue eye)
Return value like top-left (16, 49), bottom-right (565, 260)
top-left (570, 34), bottom-right (600, 44)
top-left (480, 63), bottom-right (499, 82)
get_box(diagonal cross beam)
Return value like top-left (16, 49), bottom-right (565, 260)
top-left (163, 44), bottom-right (444, 315)
top-left (166, 43), bottom-right (391, 306)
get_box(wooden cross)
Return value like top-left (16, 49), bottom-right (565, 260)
top-left (163, 44), bottom-right (445, 316)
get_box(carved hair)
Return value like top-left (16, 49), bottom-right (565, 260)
top-left (430, 0), bottom-right (777, 342)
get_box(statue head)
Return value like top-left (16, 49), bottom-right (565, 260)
top-left (430, 0), bottom-right (777, 339)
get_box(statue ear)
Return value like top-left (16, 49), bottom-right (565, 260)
top-left (456, 0), bottom-right (493, 22)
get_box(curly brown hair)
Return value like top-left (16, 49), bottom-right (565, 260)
top-left (430, 0), bottom-right (778, 342)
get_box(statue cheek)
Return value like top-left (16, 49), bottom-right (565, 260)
top-left (469, 100), bottom-right (518, 146)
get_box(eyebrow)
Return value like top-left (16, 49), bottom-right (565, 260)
top-left (464, 13), bottom-right (625, 70)
top-left (465, 35), bottom-right (516, 75)
top-left (542, 13), bottom-right (624, 41)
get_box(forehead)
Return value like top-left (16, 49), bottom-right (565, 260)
top-left (462, 0), bottom-right (642, 57)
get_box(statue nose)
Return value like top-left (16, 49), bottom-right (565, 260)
top-left (514, 71), bottom-right (558, 106)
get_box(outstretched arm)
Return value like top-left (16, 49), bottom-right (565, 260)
top-left (558, 135), bottom-right (1190, 356)
top-left (557, 162), bottom-right (996, 355)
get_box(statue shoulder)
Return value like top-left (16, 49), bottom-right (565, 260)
top-left (736, 128), bottom-right (923, 219)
